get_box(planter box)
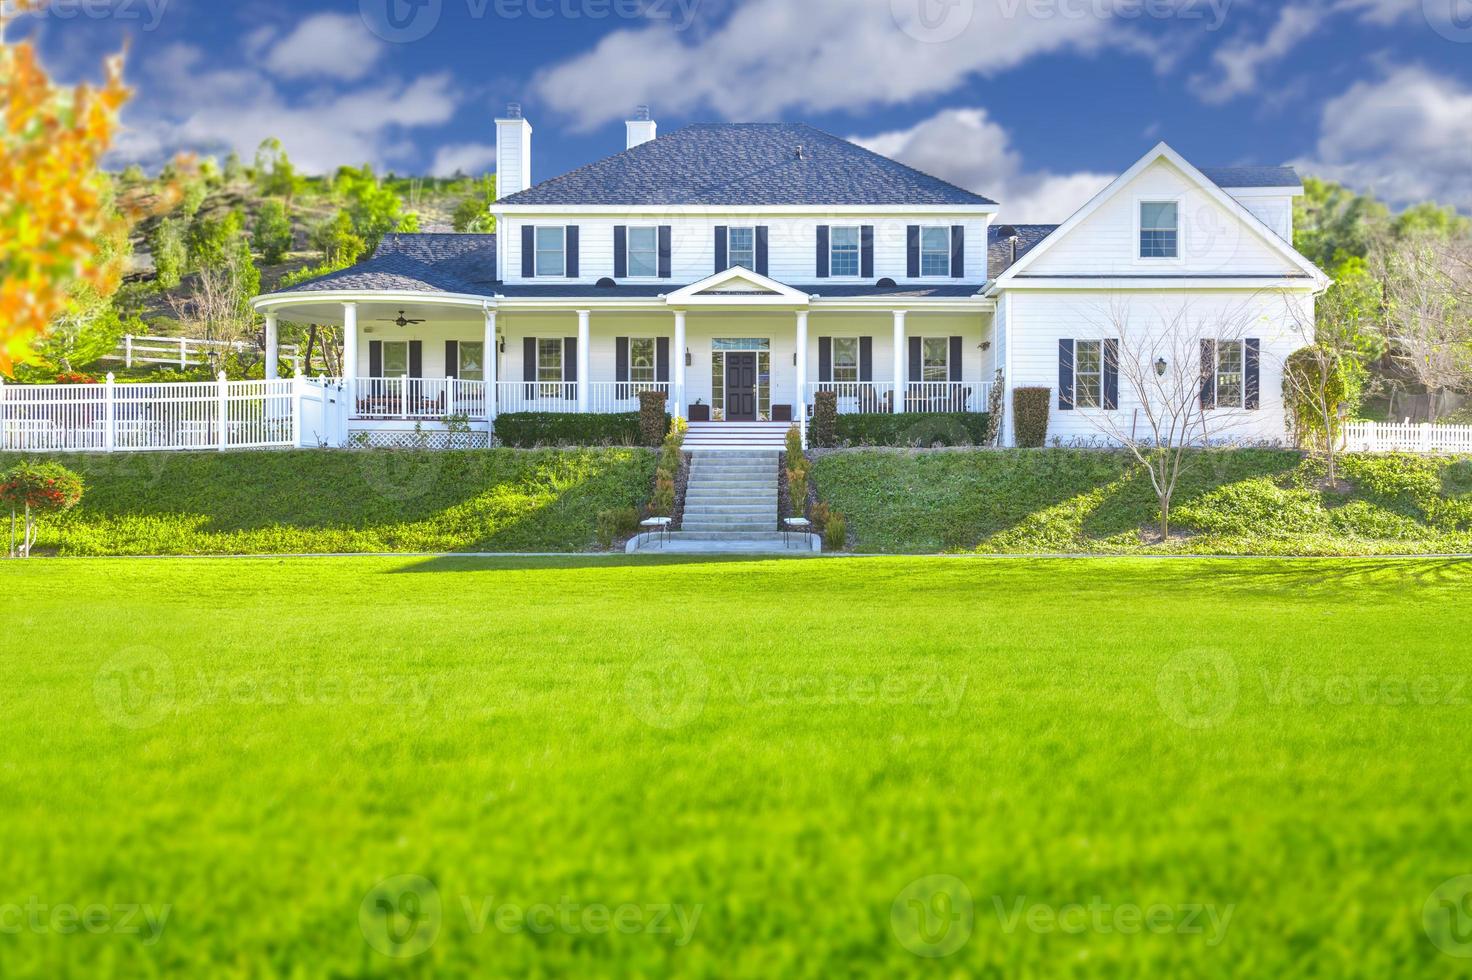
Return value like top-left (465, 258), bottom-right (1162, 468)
top-left (688, 404), bottom-right (711, 422)
top-left (772, 404), bottom-right (793, 422)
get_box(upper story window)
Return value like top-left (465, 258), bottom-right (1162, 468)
top-left (630, 338), bottom-right (657, 385)
top-left (1140, 202), bottom-right (1179, 258)
top-left (627, 227), bottom-right (658, 278)
top-left (833, 338), bottom-right (859, 384)
top-left (921, 338), bottom-right (949, 383)
top-left (920, 227), bottom-right (952, 277)
top-left (830, 226), bottom-right (861, 277)
top-left (728, 227), bottom-right (756, 270)
top-left (535, 226), bottom-right (566, 277)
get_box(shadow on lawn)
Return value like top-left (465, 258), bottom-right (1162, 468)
top-left (1161, 555), bottom-right (1472, 598)
top-left (385, 553), bottom-right (815, 574)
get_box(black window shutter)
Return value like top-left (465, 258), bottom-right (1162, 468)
top-left (613, 226), bottom-right (627, 278)
top-left (564, 336), bottom-right (578, 400)
top-left (1200, 339), bottom-right (1217, 410)
top-left (1058, 339), bottom-right (1075, 411)
top-left (369, 340), bottom-right (382, 377)
top-left (714, 226), bottom-right (727, 272)
top-left (908, 336), bottom-right (923, 383)
top-left (615, 336), bottom-right (629, 399)
top-left (859, 337), bottom-right (873, 382)
top-left (755, 226), bottom-right (769, 276)
top-left (658, 226), bottom-right (672, 278)
top-left (566, 226), bottom-right (579, 278)
top-left (1103, 338), bottom-right (1119, 410)
top-left (949, 336), bottom-right (963, 382)
top-left (861, 226), bottom-right (875, 279)
top-left (656, 338), bottom-right (670, 384)
top-left (816, 225), bottom-right (830, 278)
top-left (408, 341), bottom-right (422, 379)
top-left (818, 337), bottom-right (832, 383)
top-left (521, 226), bottom-right (534, 278)
top-left (1245, 338), bottom-right (1260, 409)
top-left (906, 225), bottom-right (920, 278)
top-left (445, 340), bottom-right (459, 379)
top-left (950, 225), bottom-right (965, 278)
top-left (523, 337), bottom-right (536, 399)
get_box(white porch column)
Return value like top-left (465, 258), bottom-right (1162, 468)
top-left (673, 310), bottom-right (687, 419)
top-left (892, 310), bottom-right (907, 413)
top-left (342, 303), bottom-right (359, 379)
top-left (576, 309), bottom-right (591, 413)
top-left (264, 312), bottom-right (279, 380)
top-left (484, 308), bottom-right (498, 421)
top-left (794, 310), bottom-right (809, 428)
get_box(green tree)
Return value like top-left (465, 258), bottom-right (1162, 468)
top-left (312, 210), bottom-right (367, 267)
top-left (333, 165), bottom-right (406, 253)
top-left (452, 177), bottom-right (497, 233)
top-left (252, 199), bottom-right (294, 265)
top-left (148, 217), bottom-right (187, 290)
top-left (1293, 177), bottom-right (1389, 269)
top-left (254, 138), bottom-right (302, 202)
top-left (223, 151), bottom-right (246, 183)
top-left (1, 461), bottom-right (84, 558)
top-left (188, 210), bottom-right (246, 271)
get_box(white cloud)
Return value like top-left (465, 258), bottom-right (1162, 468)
top-left (1189, 5), bottom-right (1322, 104)
top-left (1298, 65), bottom-right (1472, 209)
top-left (431, 143), bottom-right (498, 178)
top-left (1334, 0), bottom-right (1418, 24)
top-left (259, 13), bottom-right (385, 82)
top-left (852, 108), bottom-right (1113, 223)
top-left (532, 0), bottom-right (1131, 130)
top-left (113, 44), bottom-right (459, 174)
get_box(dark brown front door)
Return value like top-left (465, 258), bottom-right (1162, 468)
top-left (725, 352), bottom-right (757, 421)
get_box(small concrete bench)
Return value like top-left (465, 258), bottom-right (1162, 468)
top-left (782, 517), bottom-right (812, 549)
top-left (640, 517), bottom-right (672, 548)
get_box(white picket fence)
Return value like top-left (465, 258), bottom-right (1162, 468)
top-left (1341, 420), bottom-right (1472, 454)
top-left (0, 375), bottom-right (297, 453)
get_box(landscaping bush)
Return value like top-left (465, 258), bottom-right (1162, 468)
top-left (1012, 388), bottom-right (1051, 448)
top-left (810, 391), bottom-right (838, 448)
top-left (784, 426), bottom-right (810, 518)
top-left (596, 506), bottom-right (640, 549)
top-left (824, 512), bottom-right (847, 551)
top-left (1, 461), bottom-right (85, 557)
top-left (494, 412), bottom-right (666, 448)
top-left (638, 391), bottom-right (668, 447)
top-left (832, 412), bottom-right (990, 447)
top-left (648, 417), bottom-right (687, 519)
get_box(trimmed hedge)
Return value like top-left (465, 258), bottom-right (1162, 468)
top-left (494, 412), bottom-right (670, 448)
top-left (832, 412), bottom-right (991, 447)
top-left (1013, 387), bottom-right (1051, 448)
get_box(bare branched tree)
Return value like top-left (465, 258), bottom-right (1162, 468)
top-left (1373, 231), bottom-right (1472, 419)
top-left (1076, 298), bottom-right (1261, 540)
top-left (167, 248), bottom-right (259, 371)
top-left (1277, 296), bottom-right (1361, 485)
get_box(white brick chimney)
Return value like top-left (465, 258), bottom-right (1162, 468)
top-left (496, 103), bottom-right (532, 200)
top-left (625, 105), bottom-right (656, 150)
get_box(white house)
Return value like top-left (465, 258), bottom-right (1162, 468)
top-left (251, 106), bottom-right (1328, 448)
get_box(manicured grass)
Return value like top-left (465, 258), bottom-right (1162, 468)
top-left (2, 556), bottom-right (1470, 976)
top-left (814, 448), bottom-right (1472, 554)
top-left (0, 448), bottom-right (655, 555)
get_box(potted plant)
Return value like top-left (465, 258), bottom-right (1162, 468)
top-left (688, 398), bottom-right (711, 422)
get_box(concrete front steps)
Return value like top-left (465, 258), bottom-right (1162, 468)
top-left (683, 422), bottom-right (792, 451)
top-left (627, 449), bottom-right (820, 554)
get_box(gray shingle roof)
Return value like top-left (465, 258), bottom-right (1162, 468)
top-left (988, 224), bottom-right (1058, 278)
top-left (1199, 166), bottom-right (1301, 188)
top-left (281, 233), bottom-right (496, 295)
top-left (498, 123), bottom-right (997, 207)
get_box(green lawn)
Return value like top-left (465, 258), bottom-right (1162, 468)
top-left (3, 556), bottom-right (1471, 977)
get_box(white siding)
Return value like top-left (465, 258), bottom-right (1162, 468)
top-left (499, 213), bottom-right (991, 287)
top-left (1022, 160), bottom-right (1301, 278)
top-left (1229, 192), bottom-right (1295, 242)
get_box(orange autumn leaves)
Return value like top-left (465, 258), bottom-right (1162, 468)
top-left (1, 3), bottom-right (130, 374)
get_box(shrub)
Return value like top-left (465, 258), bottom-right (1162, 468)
top-left (596, 507), bottom-right (639, 549)
top-left (252, 200), bottom-right (294, 265)
top-left (1012, 388), bottom-right (1051, 448)
top-left (1283, 345), bottom-right (1362, 450)
top-left (786, 466), bottom-right (808, 518)
top-left (785, 425), bottom-right (803, 458)
top-left (649, 475), bottom-right (676, 517)
top-left (54, 372), bottom-right (99, 385)
top-left (810, 392), bottom-right (838, 448)
top-left (809, 502), bottom-right (831, 533)
top-left (824, 512), bottom-right (847, 551)
top-left (2, 461), bottom-right (84, 558)
top-left (638, 391), bottom-right (668, 447)
top-left (494, 412), bottom-right (665, 448)
top-left (833, 413), bottom-right (990, 447)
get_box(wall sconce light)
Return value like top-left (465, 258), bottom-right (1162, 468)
top-left (498, 336), bottom-right (506, 354)
top-left (685, 348), bottom-right (692, 367)
top-left (1155, 357), bottom-right (1168, 377)
top-left (793, 353), bottom-right (798, 367)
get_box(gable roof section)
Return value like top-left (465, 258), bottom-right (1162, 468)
top-left (281, 233), bottom-right (497, 296)
top-left (1199, 166), bottom-right (1301, 189)
top-left (989, 143), bottom-right (1326, 290)
top-left (666, 267), bottom-right (812, 306)
top-left (497, 123), bottom-right (997, 208)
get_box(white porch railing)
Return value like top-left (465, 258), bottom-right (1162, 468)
top-left (492, 382), bottom-right (672, 415)
top-left (1341, 420), bottom-right (1472, 454)
top-left (587, 382), bottom-right (672, 414)
top-left (804, 381), bottom-right (992, 414)
top-left (346, 378), bottom-right (488, 420)
top-left (1, 376), bottom-right (296, 453)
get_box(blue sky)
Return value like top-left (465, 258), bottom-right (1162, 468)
top-left (11, 0), bottom-right (1472, 221)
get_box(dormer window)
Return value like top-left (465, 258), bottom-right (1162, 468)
top-left (830, 226), bottom-right (861, 277)
top-left (627, 227), bottom-right (658, 278)
top-left (728, 227), bottom-right (756, 270)
top-left (535, 226), bottom-right (566, 277)
top-left (1140, 202), bottom-right (1179, 258)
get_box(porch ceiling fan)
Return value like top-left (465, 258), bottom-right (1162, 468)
top-left (377, 310), bottom-right (426, 328)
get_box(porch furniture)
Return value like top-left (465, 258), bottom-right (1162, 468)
top-left (640, 516), bottom-right (672, 548)
top-left (782, 517), bottom-right (811, 549)
top-left (772, 404), bottom-right (793, 422)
